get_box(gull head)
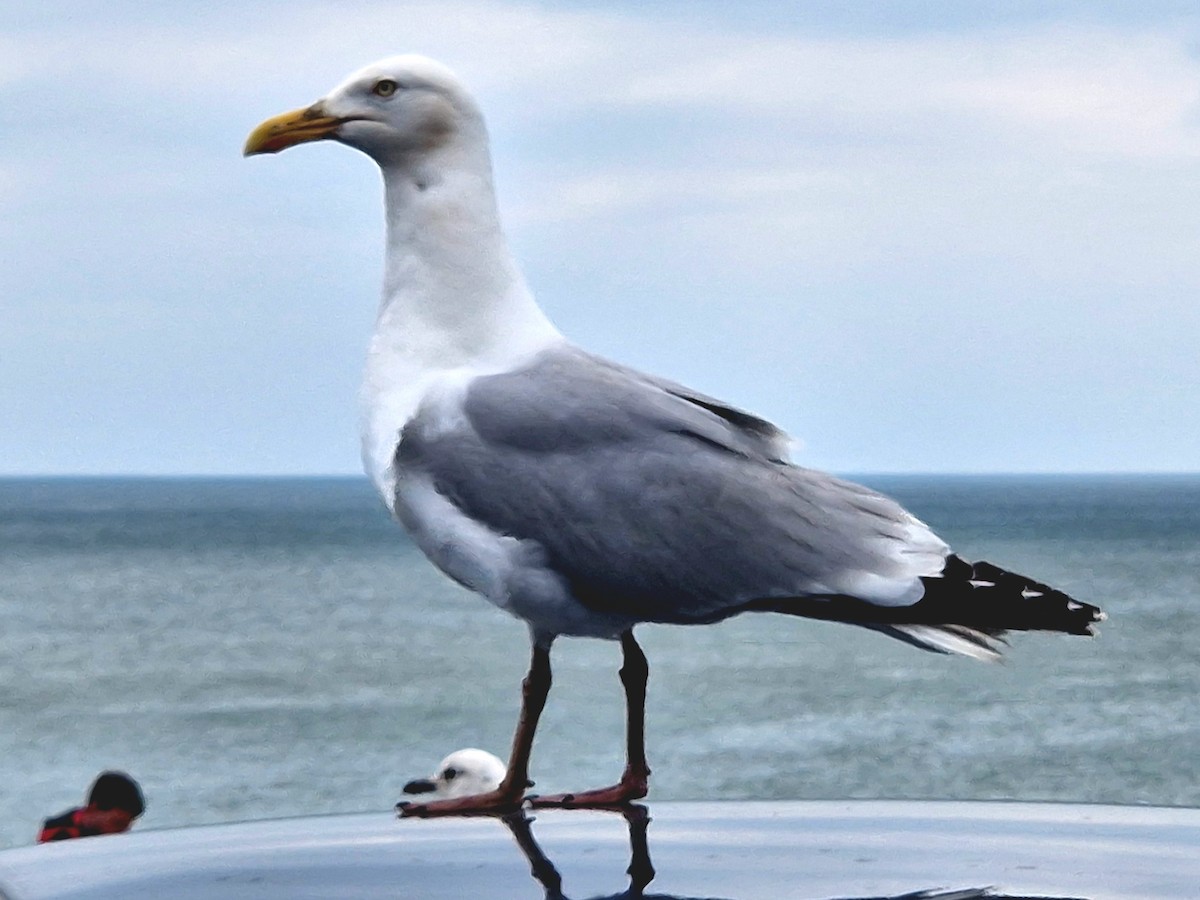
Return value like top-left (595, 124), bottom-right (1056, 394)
top-left (399, 747), bottom-right (507, 801)
top-left (244, 55), bottom-right (484, 167)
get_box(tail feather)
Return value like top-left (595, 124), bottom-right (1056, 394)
top-left (876, 623), bottom-right (1008, 663)
top-left (752, 554), bottom-right (1104, 661)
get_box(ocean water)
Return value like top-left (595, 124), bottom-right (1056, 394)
top-left (0, 475), bottom-right (1196, 850)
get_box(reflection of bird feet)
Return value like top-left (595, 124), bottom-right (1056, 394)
top-left (529, 769), bottom-right (648, 809)
top-left (502, 804), bottom-right (656, 899)
top-left (501, 811), bottom-right (565, 898)
top-left (396, 788), bottom-right (528, 818)
top-left (620, 804), bottom-right (656, 895)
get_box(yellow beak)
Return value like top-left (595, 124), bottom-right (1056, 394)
top-left (243, 104), bottom-right (346, 156)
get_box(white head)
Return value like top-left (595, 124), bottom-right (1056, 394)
top-left (244, 55), bottom-right (486, 169)
top-left (400, 748), bottom-right (507, 801)
top-left (245, 56), bottom-right (563, 504)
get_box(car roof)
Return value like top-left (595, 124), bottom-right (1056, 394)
top-left (1, 800), bottom-right (1196, 899)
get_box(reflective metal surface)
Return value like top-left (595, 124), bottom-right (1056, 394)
top-left (0, 801), bottom-right (1195, 899)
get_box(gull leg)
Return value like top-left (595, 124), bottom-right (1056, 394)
top-left (531, 630), bottom-right (651, 808)
top-left (399, 641), bottom-right (551, 817)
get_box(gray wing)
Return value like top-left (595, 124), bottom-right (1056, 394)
top-left (630, 368), bottom-right (793, 463)
top-left (397, 346), bottom-right (948, 624)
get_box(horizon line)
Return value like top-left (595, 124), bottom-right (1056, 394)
top-left (2, 470), bottom-right (1198, 480)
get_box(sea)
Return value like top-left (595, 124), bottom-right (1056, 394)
top-left (0, 474), bottom-right (1197, 850)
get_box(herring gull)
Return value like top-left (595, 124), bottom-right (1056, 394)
top-left (399, 748), bottom-right (507, 804)
top-left (244, 55), bottom-right (1104, 816)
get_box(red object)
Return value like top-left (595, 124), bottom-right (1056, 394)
top-left (38, 807), bottom-right (133, 843)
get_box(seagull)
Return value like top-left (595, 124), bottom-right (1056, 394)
top-left (399, 748), bottom-right (507, 803)
top-left (244, 55), bottom-right (1105, 817)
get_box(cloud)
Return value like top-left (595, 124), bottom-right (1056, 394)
top-left (0, 3), bottom-right (626, 103)
top-left (10, 3), bottom-right (1197, 144)
top-left (619, 25), bottom-right (1200, 160)
top-left (8, 5), bottom-right (1200, 165)
top-left (3, 2), bottom-right (1199, 473)
top-left (487, 17), bottom-right (1200, 300)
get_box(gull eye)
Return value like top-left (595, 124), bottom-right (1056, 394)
top-left (372, 79), bottom-right (399, 98)
top-left (442, 767), bottom-right (459, 781)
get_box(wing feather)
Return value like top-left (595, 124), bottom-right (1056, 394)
top-left (396, 346), bottom-right (947, 623)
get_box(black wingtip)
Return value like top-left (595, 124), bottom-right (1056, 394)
top-left (932, 556), bottom-right (1105, 636)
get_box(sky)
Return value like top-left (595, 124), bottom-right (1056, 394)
top-left (2, 1), bottom-right (1199, 475)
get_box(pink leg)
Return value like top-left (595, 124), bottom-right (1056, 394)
top-left (531, 630), bottom-right (651, 808)
top-left (399, 642), bottom-right (551, 818)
